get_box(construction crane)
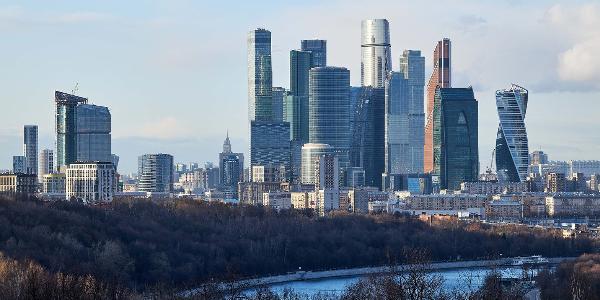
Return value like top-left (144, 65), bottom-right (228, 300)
top-left (71, 82), bottom-right (79, 95)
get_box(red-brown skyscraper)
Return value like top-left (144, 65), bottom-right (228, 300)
top-left (424, 39), bottom-right (451, 173)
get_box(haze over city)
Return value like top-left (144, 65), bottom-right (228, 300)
top-left (1, 0), bottom-right (600, 173)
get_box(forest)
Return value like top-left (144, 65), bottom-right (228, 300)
top-left (0, 192), bottom-right (596, 292)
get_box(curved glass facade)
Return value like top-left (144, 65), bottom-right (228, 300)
top-left (301, 143), bottom-right (333, 184)
top-left (361, 19), bottom-right (391, 88)
top-left (495, 84), bottom-right (529, 182)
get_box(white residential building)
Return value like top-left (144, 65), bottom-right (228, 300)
top-left (66, 162), bottom-right (116, 203)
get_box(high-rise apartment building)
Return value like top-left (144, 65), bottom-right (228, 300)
top-left (309, 67), bottom-right (351, 179)
top-left (66, 162), bottom-right (116, 203)
top-left (424, 39), bottom-right (451, 173)
top-left (38, 149), bottom-right (54, 183)
top-left (350, 86), bottom-right (385, 188)
top-left (55, 91), bottom-right (87, 170)
top-left (301, 39), bottom-right (327, 68)
top-left (138, 154), bottom-right (174, 193)
top-left (248, 28), bottom-right (273, 122)
top-left (432, 88), bottom-right (478, 191)
top-left (12, 156), bottom-right (26, 174)
top-left (76, 104), bottom-right (111, 163)
top-left (495, 85), bottom-right (529, 182)
top-left (23, 125), bottom-right (38, 175)
top-left (219, 133), bottom-right (244, 191)
top-left (361, 19), bottom-right (391, 88)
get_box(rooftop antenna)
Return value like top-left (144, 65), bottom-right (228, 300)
top-left (71, 82), bottom-right (79, 95)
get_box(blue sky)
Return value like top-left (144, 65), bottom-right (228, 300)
top-left (1, 0), bottom-right (599, 174)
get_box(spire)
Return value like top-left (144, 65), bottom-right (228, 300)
top-left (223, 130), bottom-right (232, 153)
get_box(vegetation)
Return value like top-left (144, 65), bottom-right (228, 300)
top-left (537, 253), bottom-right (600, 300)
top-left (0, 193), bottom-right (596, 293)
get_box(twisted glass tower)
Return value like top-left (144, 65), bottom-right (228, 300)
top-left (495, 84), bottom-right (529, 182)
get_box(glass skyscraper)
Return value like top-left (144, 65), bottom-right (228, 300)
top-left (248, 28), bottom-right (273, 122)
top-left (288, 49), bottom-right (312, 142)
top-left (219, 132), bottom-right (244, 191)
top-left (301, 39), bottom-right (327, 68)
top-left (138, 154), bottom-right (174, 193)
top-left (384, 50), bottom-right (425, 179)
top-left (495, 84), bottom-right (529, 182)
top-left (23, 125), bottom-right (38, 175)
top-left (271, 87), bottom-right (285, 122)
top-left (76, 104), bottom-right (111, 163)
top-left (309, 67), bottom-right (351, 178)
top-left (350, 86), bottom-right (385, 188)
top-left (433, 87), bottom-right (478, 191)
top-left (361, 19), bottom-right (391, 88)
top-left (424, 39), bottom-right (451, 173)
top-left (250, 121), bottom-right (291, 176)
top-left (55, 91), bottom-right (87, 170)
top-left (301, 143), bottom-right (334, 185)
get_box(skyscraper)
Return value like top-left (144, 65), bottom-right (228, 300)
top-left (219, 132), bottom-right (244, 191)
top-left (301, 143), bottom-right (334, 185)
top-left (301, 39), bottom-right (327, 68)
top-left (138, 154), bottom-right (174, 193)
top-left (433, 88), bottom-right (478, 191)
top-left (350, 86), bottom-right (385, 188)
top-left (12, 156), bottom-right (26, 174)
top-left (361, 19), bottom-right (391, 88)
top-left (495, 84), bottom-right (529, 182)
top-left (384, 50), bottom-right (425, 183)
top-left (55, 91), bottom-right (87, 170)
top-left (250, 121), bottom-right (291, 176)
top-left (38, 149), bottom-right (54, 183)
top-left (424, 39), bottom-right (451, 173)
top-left (309, 67), bottom-right (351, 179)
top-left (271, 87), bottom-right (285, 122)
top-left (289, 49), bottom-right (312, 142)
top-left (76, 104), bottom-right (111, 163)
top-left (23, 125), bottom-right (38, 175)
top-left (248, 28), bottom-right (273, 122)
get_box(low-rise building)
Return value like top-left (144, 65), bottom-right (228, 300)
top-left (316, 189), bottom-right (339, 215)
top-left (238, 181), bottom-right (289, 205)
top-left (485, 198), bottom-right (523, 220)
top-left (498, 193), bottom-right (546, 217)
top-left (263, 191), bottom-right (291, 210)
top-left (460, 181), bottom-right (528, 195)
top-left (546, 193), bottom-right (600, 217)
top-left (42, 173), bottom-right (65, 194)
top-left (65, 162), bottom-right (116, 203)
top-left (0, 173), bottom-right (37, 194)
top-left (291, 191), bottom-right (316, 209)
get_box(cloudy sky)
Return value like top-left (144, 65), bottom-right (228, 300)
top-left (1, 0), bottom-right (599, 174)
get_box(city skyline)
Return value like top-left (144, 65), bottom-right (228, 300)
top-left (1, 1), bottom-right (600, 173)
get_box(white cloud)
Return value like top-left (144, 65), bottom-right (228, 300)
top-left (558, 37), bottom-right (600, 82)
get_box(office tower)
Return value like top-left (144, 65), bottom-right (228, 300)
top-left (203, 162), bottom-right (220, 190)
top-left (219, 132), bottom-right (244, 191)
top-left (350, 86), bottom-right (385, 188)
top-left (76, 104), bottom-right (111, 163)
top-left (301, 143), bottom-right (334, 185)
top-left (301, 39), bottom-right (327, 67)
top-left (138, 154), bottom-right (174, 193)
top-left (12, 156), bottom-right (26, 173)
top-left (345, 167), bottom-right (366, 188)
top-left (250, 121), bottom-right (291, 177)
top-left (384, 50), bottom-right (425, 183)
top-left (530, 151), bottom-right (549, 165)
top-left (495, 84), bottom-right (529, 182)
top-left (23, 125), bottom-right (38, 175)
top-left (38, 149), bottom-right (54, 183)
top-left (248, 28), bottom-right (273, 122)
top-left (424, 39), bottom-right (451, 173)
top-left (289, 49), bottom-right (312, 142)
top-left (111, 154), bottom-right (119, 169)
top-left (309, 67), bottom-right (351, 178)
top-left (361, 19), bottom-right (391, 88)
top-left (272, 87), bottom-right (285, 122)
top-left (66, 162), bottom-right (116, 203)
top-left (55, 91), bottom-right (88, 170)
top-left (432, 88), bottom-right (478, 191)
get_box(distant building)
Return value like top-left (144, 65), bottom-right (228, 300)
top-left (75, 104), bottom-right (111, 163)
top-left (530, 161), bottom-right (569, 178)
top-left (291, 191), bottom-right (317, 210)
top-left (23, 125), bottom-right (38, 175)
top-left (55, 91), bottom-right (87, 170)
top-left (432, 88), bottom-right (479, 191)
top-left (248, 28), bottom-right (273, 122)
top-left (530, 151), bottom-right (549, 165)
top-left (590, 174), bottom-right (600, 192)
top-left (361, 19), bottom-right (391, 88)
top-left (42, 173), bottom-right (66, 194)
top-left (249, 121), bottom-right (290, 179)
top-left (315, 153), bottom-right (339, 191)
top-left (252, 165), bottom-right (286, 183)
top-left (546, 194), bottom-right (600, 217)
top-left (316, 189), bottom-right (339, 215)
top-left (383, 173), bottom-right (432, 194)
top-left (569, 160), bottom-right (600, 178)
top-left (495, 85), bottom-right (529, 182)
top-left (12, 156), bottom-right (26, 174)
top-left (0, 173), bottom-right (37, 194)
top-left (262, 191), bottom-right (291, 210)
top-left (424, 38), bottom-right (451, 173)
top-left (138, 154), bottom-right (174, 193)
top-left (271, 87), bottom-right (285, 122)
top-left (545, 172), bottom-right (567, 193)
top-left (301, 39), bottom-right (327, 67)
top-left (38, 149), bottom-right (54, 183)
top-left (65, 162), bottom-right (116, 203)
top-left (219, 133), bottom-right (244, 192)
top-left (238, 181), bottom-right (289, 205)
top-left (460, 181), bottom-right (528, 195)
top-left (345, 167), bottom-right (366, 188)
top-left (301, 143), bottom-right (334, 185)
top-left (402, 194), bottom-right (487, 217)
top-left (485, 198), bottom-right (523, 220)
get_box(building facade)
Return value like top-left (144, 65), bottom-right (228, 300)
top-left (75, 104), bottom-right (111, 163)
top-left (360, 19), bottom-right (391, 88)
top-left (249, 121), bottom-right (291, 178)
top-left (137, 154), bottom-right (174, 193)
top-left (546, 194), bottom-right (600, 217)
top-left (495, 85), bottom-right (529, 182)
top-left (248, 28), bottom-right (273, 122)
top-left (55, 91), bottom-right (88, 170)
top-left (42, 173), bottom-right (66, 194)
top-left (65, 162), bottom-right (116, 203)
top-left (301, 39), bottom-right (327, 68)
top-left (12, 156), bottom-right (26, 174)
top-left (424, 39), bottom-right (451, 173)
top-left (433, 88), bottom-right (478, 191)
top-left (23, 125), bottom-right (38, 175)
top-left (301, 143), bottom-right (334, 185)
top-left (218, 133), bottom-right (244, 191)
top-left (38, 149), bottom-right (54, 183)
top-left (0, 173), bottom-right (37, 194)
